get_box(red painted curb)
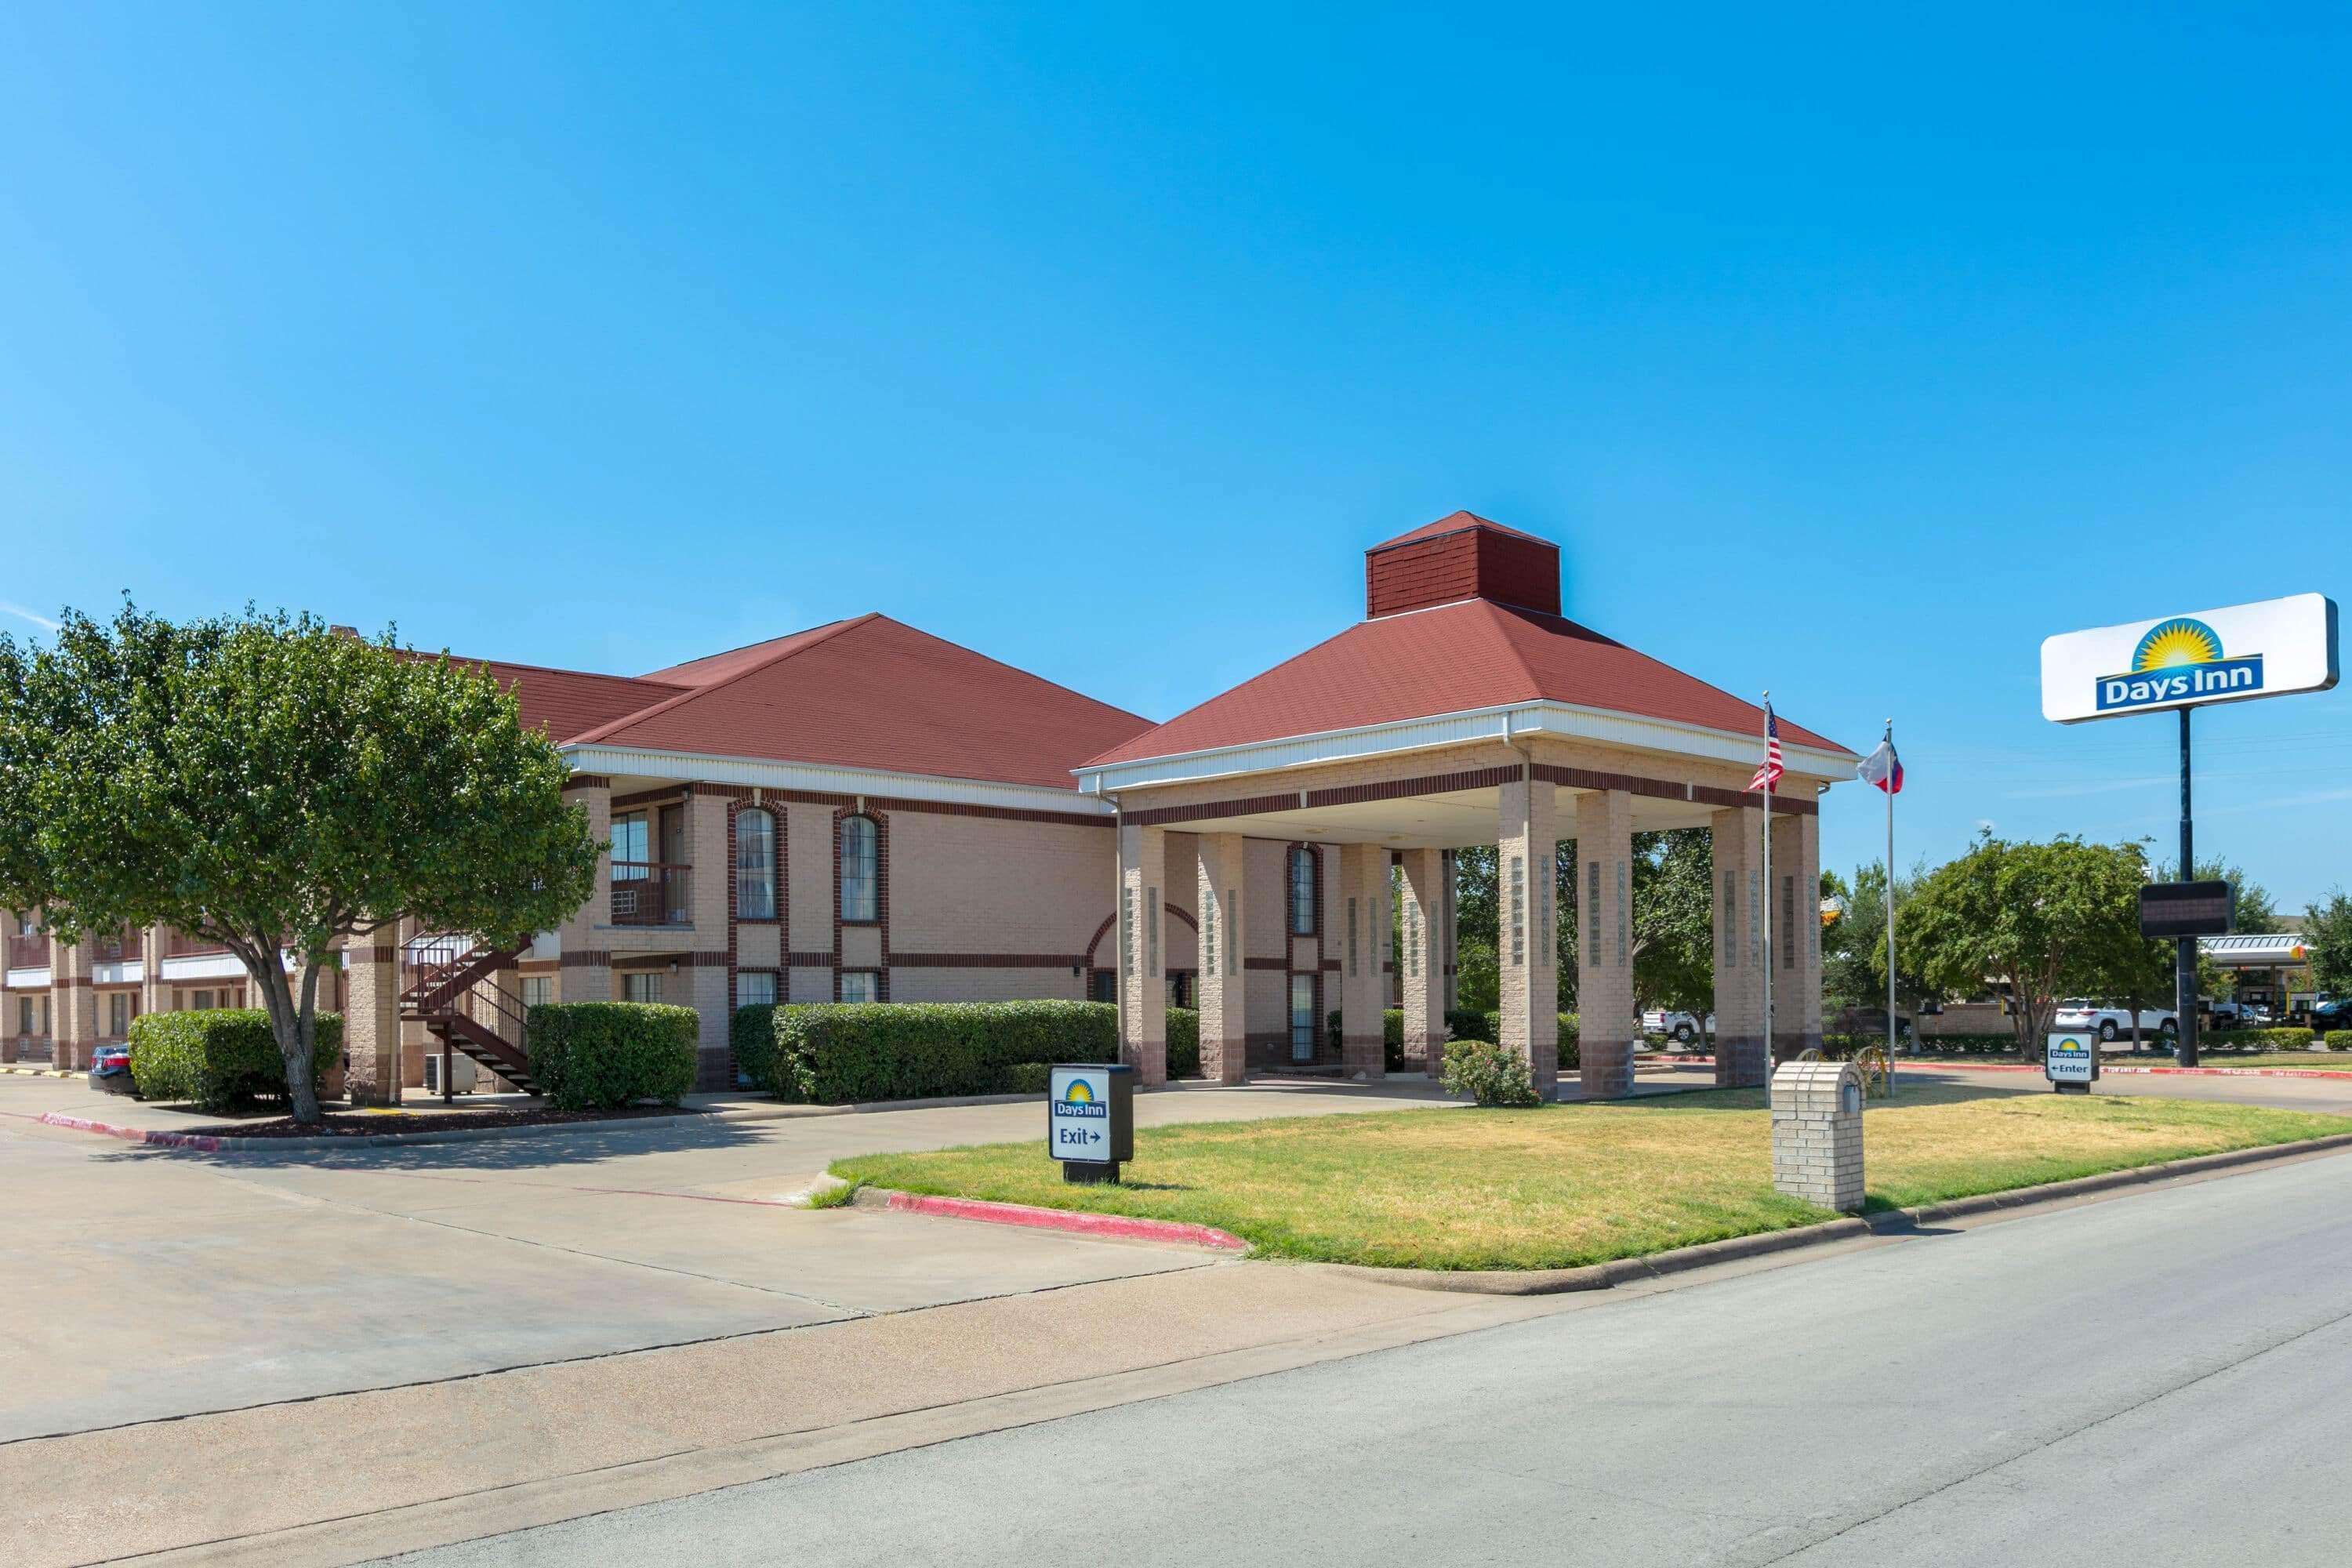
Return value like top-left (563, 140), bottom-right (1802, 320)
top-left (880, 1189), bottom-right (1249, 1252)
top-left (33, 1112), bottom-right (223, 1152)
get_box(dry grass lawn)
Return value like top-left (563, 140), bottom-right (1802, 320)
top-left (830, 1083), bottom-right (2347, 1270)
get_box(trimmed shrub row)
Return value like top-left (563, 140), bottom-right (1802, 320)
top-left (1911, 1033), bottom-right (2025, 1054)
top-left (2328, 1031), bottom-right (2352, 1053)
top-left (527, 1001), bottom-right (698, 1110)
top-left (733, 1001), bottom-right (1200, 1105)
top-left (127, 1009), bottom-right (343, 1111)
top-left (2201, 1026), bottom-right (2317, 1051)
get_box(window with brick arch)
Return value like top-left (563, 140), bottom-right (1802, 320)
top-left (735, 808), bottom-right (776, 920)
top-left (1288, 846), bottom-right (1319, 935)
top-left (840, 815), bottom-right (878, 923)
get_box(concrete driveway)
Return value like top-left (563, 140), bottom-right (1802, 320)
top-left (0, 1073), bottom-right (1457, 1443)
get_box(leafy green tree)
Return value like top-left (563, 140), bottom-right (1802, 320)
top-left (2307, 891), bottom-right (2352, 1000)
top-left (1823, 858), bottom-right (1933, 1019)
top-left (1631, 828), bottom-right (1713, 1021)
top-left (1901, 833), bottom-right (2150, 1058)
top-left (0, 603), bottom-right (600, 1123)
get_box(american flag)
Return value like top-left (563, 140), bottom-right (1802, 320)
top-left (1747, 703), bottom-right (1783, 793)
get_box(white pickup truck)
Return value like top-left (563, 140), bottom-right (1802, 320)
top-left (1640, 1009), bottom-right (1715, 1045)
top-left (2052, 999), bottom-right (2178, 1042)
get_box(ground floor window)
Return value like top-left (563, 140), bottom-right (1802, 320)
top-left (107, 993), bottom-right (131, 1037)
top-left (521, 975), bottom-right (554, 1009)
top-left (839, 970), bottom-right (880, 1004)
top-left (191, 989), bottom-right (214, 1011)
top-left (1289, 974), bottom-right (1316, 1062)
top-left (1088, 968), bottom-right (1116, 1004)
top-left (737, 971), bottom-right (778, 1007)
top-left (16, 996), bottom-right (34, 1035)
top-left (622, 972), bottom-right (663, 1004)
top-left (1169, 971), bottom-right (1193, 1008)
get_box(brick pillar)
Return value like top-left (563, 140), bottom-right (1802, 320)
top-left (53, 942), bottom-right (94, 1071)
top-left (140, 924), bottom-right (165, 1025)
top-left (1497, 775), bottom-right (1560, 1100)
top-left (1117, 822), bottom-right (1167, 1087)
top-left (1194, 833), bottom-right (1247, 1084)
top-left (1398, 848), bottom-right (1446, 1075)
top-left (1712, 807), bottom-right (1766, 1087)
top-left (557, 780), bottom-right (614, 1004)
top-left (1769, 811), bottom-right (1821, 1062)
top-left (1577, 788), bottom-right (1636, 1099)
top-left (689, 789), bottom-right (732, 1090)
top-left (345, 927), bottom-right (402, 1105)
top-left (1335, 843), bottom-right (1389, 1080)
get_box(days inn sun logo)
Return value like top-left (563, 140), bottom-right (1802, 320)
top-left (1057, 1075), bottom-right (1107, 1117)
top-left (1062, 1078), bottom-right (1094, 1103)
top-left (2098, 617), bottom-right (2263, 713)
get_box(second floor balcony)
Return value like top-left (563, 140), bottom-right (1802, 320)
top-left (610, 862), bottom-right (691, 927)
top-left (5, 931), bottom-right (47, 971)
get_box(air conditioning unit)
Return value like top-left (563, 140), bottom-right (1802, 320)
top-left (422, 1051), bottom-right (479, 1095)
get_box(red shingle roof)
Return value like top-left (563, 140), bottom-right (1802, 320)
top-left (429, 657), bottom-right (689, 742)
top-left (568, 614), bottom-right (1153, 789)
top-left (1084, 597), bottom-right (1846, 768)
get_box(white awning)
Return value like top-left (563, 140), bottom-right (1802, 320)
top-left (2198, 934), bottom-right (2313, 967)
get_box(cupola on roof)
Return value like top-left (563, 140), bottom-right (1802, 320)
top-left (1364, 510), bottom-right (1560, 619)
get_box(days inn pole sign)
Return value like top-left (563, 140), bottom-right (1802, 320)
top-left (2040, 593), bottom-right (2337, 724)
top-left (2041, 593), bottom-right (2338, 1069)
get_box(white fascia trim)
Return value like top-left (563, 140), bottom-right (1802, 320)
top-left (5, 967), bottom-right (50, 989)
top-left (1075, 701), bottom-right (1859, 793)
top-left (92, 960), bottom-right (144, 986)
top-left (562, 745), bottom-right (1115, 818)
top-left (158, 953), bottom-right (296, 982)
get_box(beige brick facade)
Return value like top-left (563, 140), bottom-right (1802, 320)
top-left (1496, 774), bottom-right (1561, 1099)
top-left (1576, 788), bottom-right (1635, 1098)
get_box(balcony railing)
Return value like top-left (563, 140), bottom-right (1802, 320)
top-left (5, 933), bottom-right (47, 971)
top-left (610, 862), bottom-right (691, 927)
top-left (165, 929), bottom-right (228, 958)
top-left (91, 925), bottom-right (139, 962)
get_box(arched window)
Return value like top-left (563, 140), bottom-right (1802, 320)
top-left (1289, 846), bottom-right (1318, 935)
top-left (840, 815), bottom-right (878, 923)
top-left (734, 808), bottom-right (775, 920)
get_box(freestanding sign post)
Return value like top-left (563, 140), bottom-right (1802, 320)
top-left (1047, 1062), bottom-right (1134, 1184)
top-left (2045, 1031), bottom-right (2098, 1094)
top-left (2042, 594), bottom-right (2338, 1069)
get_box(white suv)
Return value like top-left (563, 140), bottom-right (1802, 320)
top-left (2053, 999), bottom-right (2178, 1042)
top-left (1640, 1009), bottom-right (1715, 1045)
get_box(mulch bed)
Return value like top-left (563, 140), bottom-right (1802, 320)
top-left (181, 1105), bottom-right (708, 1138)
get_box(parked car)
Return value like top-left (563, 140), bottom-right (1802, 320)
top-left (2208, 999), bottom-right (2272, 1026)
top-left (2307, 997), bottom-right (2350, 1034)
top-left (1639, 1009), bottom-right (1714, 1045)
top-left (2052, 999), bottom-right (2177, 1042)
top-left (88, 1042), bottom-right (137, 1096)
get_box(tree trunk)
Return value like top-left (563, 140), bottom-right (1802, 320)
top-left (248, 948), bottom-right (321, 1125)
top-left (2127, 993), bottom-right (2144, 1055)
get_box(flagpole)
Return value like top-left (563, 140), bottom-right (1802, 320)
top-left (1884, 720), bottom-right (1896, 1096)
top-left (1761, 691), bottom-right (1773, 1095)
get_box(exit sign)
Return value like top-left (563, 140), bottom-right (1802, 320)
top-left (2140, 881), bottom-right (2234, 940)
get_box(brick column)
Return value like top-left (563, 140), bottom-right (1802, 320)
top-left (1194, 833), bottom-right (1248, 1084)
top-left (345, 927), bottom-right (402, 1105)
top-left (1577, 788), bottom-right (1636, 1099)
top-left (1497, 775), bottom-right (1560, 1100)
top-left (1711, 807), bottom-right (1766, 1087)
top-left (1335, 843), bottom-right (1389, 1080)
top-left (53, 941), bottom-right (94, 1071)
top-left (1117, 822), bottom-right (1167, 1087)
top-left (140, 925), bottom-right (165, 1022)
top-left (1398, 848), bottom-right (1446, 1075)
top-left (1769, 811), bottom-right (1822, 1062)
top-left (557, 779), bottom-right (615, 1004)
top-left (689, 789), bottom-right (732, 1090)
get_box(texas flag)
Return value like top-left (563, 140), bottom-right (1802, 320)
top-left (1858, 728), bottom-right (1904, 795)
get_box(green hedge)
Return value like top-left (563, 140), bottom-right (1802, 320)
top-left (2328, 1031), bottom-right (2352, 1053)
top-left (527, 1002), bottom-right (698, 1110)
top-left (2202, 1026), bottom-right (2316, 1051)
top-left (1913, 1033), bottom-right (2023, 1054)
top-left (1446, 1007), bottom-right (1494, 1043)
top-left (1166, 1008), bottom-right (1201, 1080)
top-left (127, 1009), bottom-right (343, 1111)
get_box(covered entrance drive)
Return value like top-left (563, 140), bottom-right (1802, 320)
top-left (1078, 513), bottom-right (1857, 1100)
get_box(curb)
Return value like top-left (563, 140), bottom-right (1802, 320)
top-left (1650, 1054), bottom-right (2352, 1082)
top-left (852, 1186), bottom-right (1250, 1252)
top-left (26, 1107), bottom-right (723, 1152)
top-left (1319, 1129), bottom-right (2352, 1295)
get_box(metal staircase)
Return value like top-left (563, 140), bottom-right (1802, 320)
top-left (399, 934), bottom-right (535, 1096)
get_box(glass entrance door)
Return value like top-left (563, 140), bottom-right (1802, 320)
top-left (1289, 974), bottom-right (1316, 1063)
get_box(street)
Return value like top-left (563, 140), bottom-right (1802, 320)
top-left (394, 1138), bottom-right (2352, 1568)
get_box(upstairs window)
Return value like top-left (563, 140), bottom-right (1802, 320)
top-left (611, 811), bottom-right (649, 875)
top-left (735, 808), bottom-right (776, 920)
top-left (840, 815), bottom-right (878, 923)
top-left (1289, 846), bottom-right (1319, 935)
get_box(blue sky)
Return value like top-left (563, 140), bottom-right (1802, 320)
top-left (3, 4), bottom-right (2348, 904)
